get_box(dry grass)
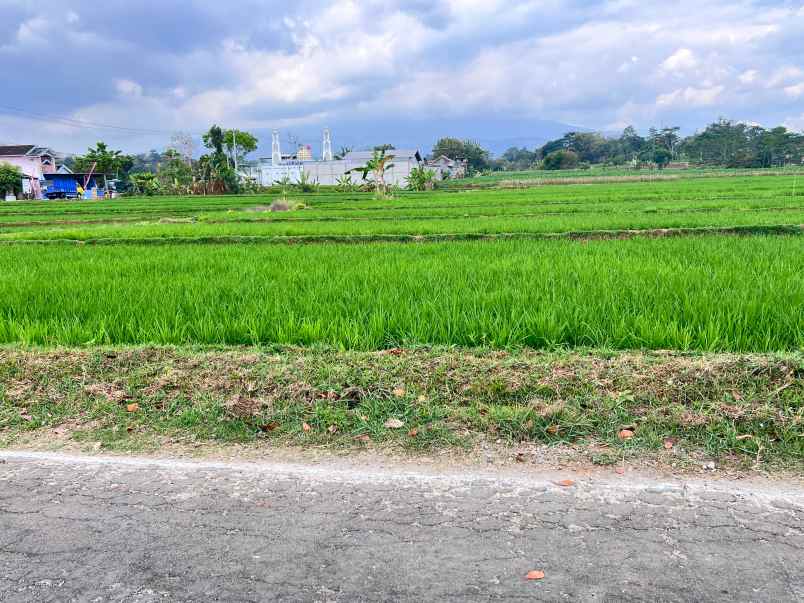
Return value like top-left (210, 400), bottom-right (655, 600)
top-left (0, 347), bottom-right (801, 466)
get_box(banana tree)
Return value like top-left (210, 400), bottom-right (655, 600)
top-left (350, 149), bottom-right (395, 198)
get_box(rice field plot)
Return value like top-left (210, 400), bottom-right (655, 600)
top-left (0, 175), bottom-right (801, 242)
top-left (0, 173), bottom-right (800, 352)
top-left (446, 165), bottom-right (804, 188)
top-left (0, 236), bottom-right (800, 351)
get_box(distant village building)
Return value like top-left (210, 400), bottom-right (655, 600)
top-left (240, 131), bottom-right (426, 187)
top-left (296, 145), bottom-right (313, 161)
top-left (301, 149), bottom-right (423, 186)
top-left (425, 155), bottom-right (467, 180)
top-left (0, 145), bottom-right (57, 198)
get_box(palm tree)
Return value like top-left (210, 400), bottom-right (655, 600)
top-left (334, 146), bottom-right (353, 160)
top-left (349, 149), bottom-right (395, 198)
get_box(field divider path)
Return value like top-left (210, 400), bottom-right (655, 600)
top-left (0, 223), bottom-right (800, 246)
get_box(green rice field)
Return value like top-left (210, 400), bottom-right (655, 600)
top-left (0, 173), bottom-right (801, 351)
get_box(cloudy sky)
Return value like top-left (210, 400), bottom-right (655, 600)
top-left (1, 0), bottom-right (803, 156)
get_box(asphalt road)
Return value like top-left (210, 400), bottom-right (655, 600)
top-left (0, 451), bottom-right (802, 602)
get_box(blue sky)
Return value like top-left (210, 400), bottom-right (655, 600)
top-left (1, 0), bottom-right (803, 156)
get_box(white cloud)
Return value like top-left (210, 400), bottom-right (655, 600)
top-left (767, 66), bottom-right (804, 87)
top-left (661, 48), bottom-right (698, 72)
top-left (16, 16), bottom-right (49, 44)
top-left (784, 83), bottom-right (804, 98)
top-left (3, 0), bottom-right (804, 153)
top-left (115, 79), bottom-right (143, 97)
top-left (656, 86), bottom-right (724, 108)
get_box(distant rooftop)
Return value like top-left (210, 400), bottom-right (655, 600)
top-left (0, 145), bottom-right (55, 157)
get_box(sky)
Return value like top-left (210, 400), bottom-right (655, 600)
top-left (1, 0), bottom-right (803, 156)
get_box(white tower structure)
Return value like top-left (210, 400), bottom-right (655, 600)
top-left (322, 128), bottom-right (333, 161)
top-left (271, 130), bottom-right (282, 166)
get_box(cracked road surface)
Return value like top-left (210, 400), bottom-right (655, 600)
top-left (0, 452), bottom-right (802, 602)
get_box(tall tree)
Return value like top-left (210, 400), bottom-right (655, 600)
top-left (0, 162), bottom-right (23, 196)
top-left (158, 149), bottom-right (193, 194)
top-left (221, 129), bottom-right (258, 166)
top-left (72, 142), bottom-right (131, 188)
top-left (199, 125), bottom-right (239, 194)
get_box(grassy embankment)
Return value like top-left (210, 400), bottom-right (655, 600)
top-left (1, 348), bottom-right (801, 467)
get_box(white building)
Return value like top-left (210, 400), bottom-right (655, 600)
top-left (302, 149), bottom-right (423, 186)
top-left (240, 131), bottom-right (423, 188)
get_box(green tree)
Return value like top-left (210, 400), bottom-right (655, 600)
top-left (0, 162), bottom-right (23, 196)
top-left (199, 125), bottom-right (240, 194)
top-left (432, 138), bottom-right (489, 174)
top-left (652, 148), bottom-right (672, 168)
top-left (500, 147), bottom-right (538, 170)
top-left (72, 142), bottom-right (131, 188)
top-left (542, 150), bottom-right (579, 170)
top-left (129, 172), bottom-right (160, 196)
top-left (221, 129), bottom-right (258, 166)
top-left (158, 149), bottom-right (193, 194)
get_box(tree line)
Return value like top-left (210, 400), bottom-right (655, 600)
top-left (63, 125), bottom-right (259, 196)
top-left (44, 118), bottom-right (804, 199)
top-left (490, 119), bottom-right (804, 171)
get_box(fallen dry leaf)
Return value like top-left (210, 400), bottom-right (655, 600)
top-left (736, 434), bottom-right (754, 441)
top-left (354, 434), bottom-right (371, 443)
top-left (392, 387), bottom-right (406, 398)
top-left (126, 403), bottom-right (140, 413)
top-left (259, 421), bottom-right (280, 432)
top-left (617, 429), bottom-right (635, 440)
top-left (302, 422), bottom-right (312, 432)
top-left (408, 428), bottom-right (418, 437)
top-left (556, 479), bottom-right (575, 487)
top-left (526, 570), bottom-right (545, 581)
top-left (385, 348), bottom-right (404, 356)
top-left (546, 425), bottom-right (559, 435)
top-left (384, 418), bottom-right (405, 429)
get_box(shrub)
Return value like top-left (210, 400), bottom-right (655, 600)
top-left (542, 150), bottom-right (580, 170)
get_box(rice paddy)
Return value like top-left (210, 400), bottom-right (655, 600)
top-left (0, 172), bottom-right (801, 351)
